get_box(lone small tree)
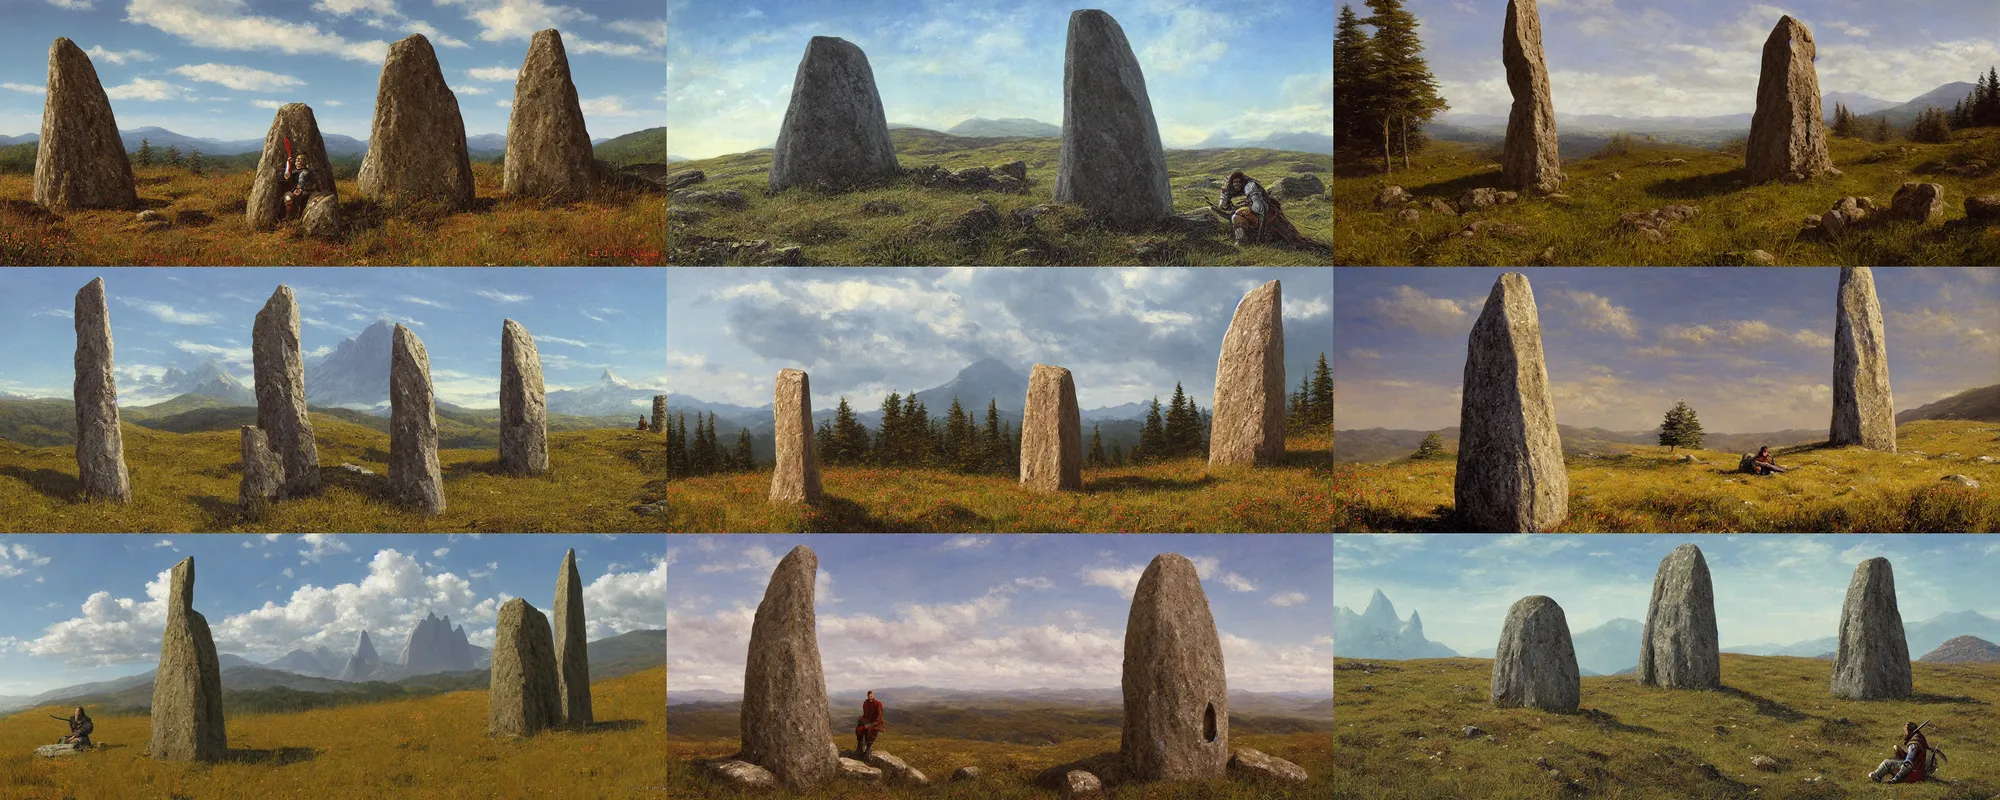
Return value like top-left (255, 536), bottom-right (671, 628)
top-left (1658, 399), bottom-right (1705, 453)
top-left (1411, 431), bottom-right (1445, 460)
top-left (134, 139), bottom-right (154, 167)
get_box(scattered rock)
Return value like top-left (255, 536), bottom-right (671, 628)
top-left (150, 557), bottom-right (226, 761)
top-left (1375, 185), bottom-right (1412, 209)
top-left (1397, 208), bottom-right (1421, 223)
top-left (1061, 769), bottom-right (1103, 799)
top-left (388, 324), bottom-right (445, 514)
top-left (665, 205), bottom-right (707, 224)
top-left (136, 209), bottom-right (166, 223)
top-left (34, 744), bottom-right (87, 759)
top-left (1746, 17), bottom-right (1833, 182)
top-left (1458, 219), bottom-right (1530, 239)
top-left (1975, 455), bottom-right (1995, 464)
top-left (862, 749), bottom-right (929, 786)
top-left (1831, 268), bottom-right (1896, 452)
top-left (1609, 171), bottom-right (1621, 181)
top-left (993, 174), bottom-right (1026, 194)
top-left (1053, 10), bottom-right (1173, 226)
top-left (1496, 191), bottom-right (1519, 203)
top-left (1456, 187), bottom-right (1501, 214)
top-left (1209, 280), bottom-right (1286, 467)
top-left (358, 35), bottom-right (476, 210)
top-left (504, 29), bottom-right (596, 201)
top-left (1966, 194), bottom-right (2000, 221)
top-left (1831, 557), bottom-right (1911, 700)
top-left (770, 37), bottom-right (899, 192)
top-left (995, 160), bottom-right (1027, 181)
top-left (950, 765), bottom-right (983, 782)
top-left (703, 759), bottom-right (777, 790)
top-left (1491, 595), bottom-right (1580, 712)
top-left (1713, 249), bottom-right (1775, 265)
top-left (72, 277), bottom-right (131, 503)
top-left (1889, 182), bottom-right (1944, 224)
top-left (34, 38), bottom-right (137, 211)
top-left (1942, 474), bottom-right (1980, 488)
top-left (663, 169), bottom-right (705, 191)
top-left (1430, 198), bottom-right (1456, 216)
top-left (1462, 725), bottom-right (1486, 738)
top-left (333, 463), bottom-right (374, 476)
top-left (1456, 273), bottom-right (1567, 532)
top-left (1272, 174), bottom-right (1326, 199)
top-left (301, 194), bottom-right (339, 238)
top-left (837, 757), bottom-right (882, 782)
top-left (1751, 755), bottom-right (1779, 771)
top-left (1227, 747), bottom-right (1309, 784)
top-left (1501, 0), bottom-right (1564, 192)
top-left (950, 200), bottom-right (1002, 239)
top-left (1616, 205), bottom-right (1699, 242)
top-left (671, 188), bottom-right (749, 209)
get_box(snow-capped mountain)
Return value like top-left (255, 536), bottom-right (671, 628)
top-left (155, 358), bottom-right (256, 405)
top-left (547, 369), bottom-right (663, 418)
top-left (1333, 589), bottom-right (1459, 660)
top-left (307, 319), bottom-right (396, 410)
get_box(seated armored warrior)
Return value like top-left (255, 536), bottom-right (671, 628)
top-left (56, 707), bottom-right (92, 748)
top-left (1219, 171), bottom-right (1313, 247)
top-left (282, 153), bottom-right (324, 220)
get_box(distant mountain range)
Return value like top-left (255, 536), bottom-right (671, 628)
top-left (1723, 610), bottom-right (2000, 665)
top-left (1333, 589), bottom-right (1459, 660)
top-left (947, 117), bottom-right (1061, 137)
top-left (1896, 384), bottom-right (2000, 424)
top-left (0, 126), bottom-right (662, 160)
top-left (299, 318), bottom-right (660, 415)
top-left (1919, 635), bottom-right (2000, 663)
top-left (669, 686), bottom-right (1330, 717)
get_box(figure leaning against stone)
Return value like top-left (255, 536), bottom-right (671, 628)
top-left (282, 152), bottom-right (329, 222)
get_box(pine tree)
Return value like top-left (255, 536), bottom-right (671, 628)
top-left (1333, 4), bottom-right (1383, 158)
top-left (1411, 431), bottom-right (1445, 460)
top-left (135, 139), bottom-right (154, 167)
top-left (1007, 423), bottom-right (1021, 476)
top-left (982, 399), bottom-right (1003, 474)
top-left (815, 418), bottom-right (835, 465)
top-left (1911, 107), bottom-right (1952, 144)
top-left (1307, 352), bottom-right (1334, 427)
top-left (877, 392), bottom-right (903, 466)
top-left (1980, 67), bottom-right (2000, 127)
top-left (906, 396), bottom-right (930, 467)
top-left (1288, 375), bottom-right (1310, 421)
top-left (1164, 382), bottom-right (1199, 459)
top-left (1362, 0), bottom-right (1447, 172)
top-left (1088, 423), bottom-right (1106, 467)
top-left (1870, 116), bottom-right (1894, 143)
top-left (1658, 399), bottom-right (1705, 452)
top-left (163, 145), bottom-right (182, 167)
top-left (942, 398), bottom-right (969, 471)
top-left (1831, 103), bottom-right (1854, 138)
top-left (672, 413), bottom-right (689, 476)
top-left (832, 397), bottom-right (869, 465)
top-left (1137, 397), bottom-right (1166, 463)
top-left (187, 148), bottom-right (205, 176)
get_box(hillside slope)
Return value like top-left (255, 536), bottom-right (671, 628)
top-left (1897, 384), bottom-right (2000, 423)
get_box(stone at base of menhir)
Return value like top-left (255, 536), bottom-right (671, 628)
top-left (1228, 747), bottom-right (1309, 784)
top-left (1061, 769), bottom-right (1103, 799)
top-left (703, 758), bottom-right (776, 790)
top-left (35, 744), bottom-right (87, 759)
top-left (836, 757), bottom-right (881, 781)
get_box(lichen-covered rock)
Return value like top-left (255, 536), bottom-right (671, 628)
top-left (358, 35), bottom-right (475, 210)
top-left (1228, 747), bottom-right (1310, 784)
top-left (704, 759), bottom-right (777, 790)
top-left (253, 285), bottom-right (320, 498)
top-left (837, 757), bottom-right (882, 781)
top-left (1831, 557), bottom-right (1912, 700)
top-left (769, 37), bottom-right (899, 192)
top-left (150, 557), bottom-right (226, 761)
top-left (34, 744), bottom-right (87, 758)
top-left (1020, 364), bottom-right (1082, 491)
top-left (1374, 185), bottom-right (1411, 208)
top-left (739, 546), bottom-right (836, 789)
top-left (1640, 544), bottom-right (1720, 690)
top-left (1491, 595), bottom-right (1580, 712)
top-left (73, 277), bottom-right (131, 503)
top-left (664, 169), bottom-right (705, 191)
top-left (1061, 770), bottom-right (1103, 799)
top-left (1746, 17), bottom-right (1834, 182)
top-left (504, 29), bottom-right (595, 201)
top-left (1272, 174), bottom-right (1327, 199)
top-left (499, 319), bottom-right (549, 475)
top-left (1455, 273), bottom-right (1568, 532)
top-left (863, 749), bottom-right (929, 786)
top-left (301, 193), bottom-right (341, 238)
top-left (488, 597), bottom-right (562, 737)
top-left (1122, 554), bottom-right (1229, 781)
top-left (238, 426), bottom-right (282, 515)
top-left (996, 160), bottom-right (1027, 181)
top-left (1889, 182), bottom-right (1944, 224)
top-left (1502, 0), bottom-right (1564, 192)
top-left (1831, 267), bottom-right (1896, 452)
top-left (247, 104), bottom-right (337, 230)
top-left (554, 548), bottom-right (591, 726)
top-left (34, 38), bottom-right (136, 211)
top-left (769, 369), bottom-right (822, 504)
top-left (1209, 280), bottom-right (1286, 467)
top-left (389, 324), bottom-right (445, 513)
top-left (1053, 10), bottom-right (1173, 227)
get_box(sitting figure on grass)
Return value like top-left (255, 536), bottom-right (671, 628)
top-left (1741, 445), bottom-right (1789, 476)
top-left (51, 707), bottom-right (92, 749)
top-left (282, 153), bottom-right (327, 222)
top-left (1869, 721), bottom-right (1936, 783)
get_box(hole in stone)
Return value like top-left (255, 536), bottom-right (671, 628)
top-left (1204, 702), bottom-right (1217, 743)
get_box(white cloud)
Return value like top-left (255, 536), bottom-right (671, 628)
top-left (1140, 7), bottom-right (1233, 75)
top-left (436, 0), bottom-right (592, 42)
top-left (1557, 290), bottom-right (1640, 338)
top-left (172, 341), bottom-right (253, 366)
top-left (432, 547), bottom-right (450, 557)
top-left (467, 64), bottom-right (516, 82)
top-left (105, 78), bottom-right (192, 102)
top-left (324, 100), bottom-right (345, 106)
top-left (699, 545), bottom-right (781, 575)
top-left (1013, 576), bottom-right (1053, 590)
top-left (538, 335), bottom-right (594, 348)
top-left (1374, 286), bottom-right (1472, 335)
top-left (605, 18), bottom-right (667, 48)
top-left (1269, 591), bottom-right (1307, 607)
top-left (119, 298), bottom-right (219, 325)
top-left (456, 86), bottom-right (490, 95)
top-left (172, 63), bottom-right (305, 92)
top-left (580, 94), bottom-right (645, 117)
top-left (48, 0), bottom-right (94, 9)
top-left (1220, 572), bottom-right (1257, 593)
top-left (252, 99), bottom-right (285, 109)
top-left (1080, 565), bottom-right (1145, 598)
top-left (126, 0), bottom-right (392, 63)
top-left (0, 543), bottom-right (54, 579)
top-left (153, 539), bottom-right (175, 549)
top-left (1, 83), bottom-right (46, 95)
top-left (1283, 296), bottom-right (1331, 320)
top-left (472, 289), bottom-right (530, 304)
top-left (87, 45), bottom-right (154, 65)
top-left (298, 534), bottom-right (351, 564)
top-left (943, 536), bottom-right (992, 549)
top-left (400, 295), bottom-right (448, 309)
top-left (582, 557), bottom-right (666, 638)
top-left (496, 100), bottom-right (512, 108)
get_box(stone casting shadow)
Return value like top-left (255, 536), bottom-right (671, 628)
top-left (1086, 474), bottom-right (1217, 494)
top-left (1716, 685), bottom-right (1807, 723)
top-left (1645, 168), bottom-right (1750, 201)
top-left (1284, 449), bottom-right (1333, 470)
top-left (579, 719), bottom-right (645, 734)
top-left (0, 466), bottom-right (81, 501)
top-left (1340, 503), bottom-right (1461, 533)
top-left (802, 495), bottom-right (901, 533)
top-left (221, 746), bottom-right (320, 766)
top-left (188, 494), bottom-right (242, 528)
top-left (1578, 707), bottom-right (1660, 736)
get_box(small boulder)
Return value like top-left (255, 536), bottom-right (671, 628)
top-left (35, 744), bottom-right (86, 758)
top-left (1751, 755), bottom-right (1779, 771)
top-left (951, 766), bottom-right (983, 782)
top-left (859, 198), bottom-right (903, 216)
top-left (1061, 770), bottom-right (1103, 799)
top-left (1462, 725), bottom-right (1486, 738)
top-left (863, 749), bottom-right (929, 785)
top-left (1429, 198), bottom-right (1456, 216)
top-left (836, 757), bottom-right (882, 782)
top-left (995, 160), bottom-right (1027, 181)
top-left (671, 189), bottom-right (749, 209)
top-left (1397, 208), bottom-right (1421, 223)
top-left (950, 200), bottom-right (1002, 239)
top-left (301, 194), bottom-right (340, 239)
top-left (1942, 474), bottom-right (1981, 488)
top-left (1714, 249), bottom-right (1775, 266)
top-left (137, 209), bottom-right (166, 223)
top-left (1227, 747), bottom-right (1309, 784)
top-left (1459, 220), bottom-right (1530, 239)
top-left (1889, 182), bottom-right (1944, 224)
top-left (704, 759), bottom-right (777, 790)
top-left (663, 169), bottom-right (706, 191)
top-left (1374, 184), bottom-right (1411, 208)
top-left (1456, 187), bottom-right (1500, 214)
top-left (1965, 194), bottom-right (2000, 221)
top-left (665, 205), bottom-right (707, 224)
top-left (1496, 191), bottom-right (1519, 203)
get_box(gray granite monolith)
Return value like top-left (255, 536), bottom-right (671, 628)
top-left (1747, 16), bottom-right (1834, 183)
top-left (1052, 10), bottom-right (1173, 227)
top-left (499, 319), bottom-right (549, 476)
top-left (768, 37), bottom-right (899, 192)
top-left (150, 557), bottom-right (225, 761)
top-left (488, 597), bottom-right (562, 737)
top-left (1831, 557), bottom-right (1912, 700)
top-left (389, 324), bottom-right (444, 514)
top-left (254, 285), bottom-right (320, 498)
top-left (238, 426), bottom-right (282, 515)
top-left (1121, 553), bottom-right (1229, 781)
top-left (1639, 544), bottom-right (1720, 690)
top-left (34, 38), bottom-right (136, 211)
top-left (1501, 0), bottom-right (1564, 192)
top-left (769, 369), bottom-right (822, 504)
top-left (73, 277), bottom-right (131, 503)
top-left (554, 548), bottom-right (592, 726)
top-left (1491, 595), bottom-right (1579, 712)
top-left (1455, 273), bottom-right (1568, 532)
top-left (738, 545), bottom-right (836, 790)
top-left (1209, 280), bottom-right (1286, 467)
top-left (358, 34), bottom-right (475, 210)
top-left (1830, 267), bottom-right (1895, 452)
top-left (652, 395), bottom-right (666, 435)
top-left (247, 104), bottom-right (338, 230)
top-left (505, 29), bottom-right (595, 201)
top-left (1020, 364), bottom-right (1082, 492)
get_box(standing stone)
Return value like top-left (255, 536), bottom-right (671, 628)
top-left (246, 104), bottom-right (338, 230)
top-left (73, 277), bottom-right (131, 503)
top-left (768, 37), bottom-right (899, 192)
top-left (34, 38), bottom-right (136, 211)
top-left (253, 285), bottom-right (320, 498)
top-left (1501, 0), bottom-right (1564, 193)
top-left (505, 29), bottom-right (595, 201)
top-left (1831, 557), bottom-right (1912, 700)
top-left (499, 319), bottom-right (549, 476)
top-left (739, 546), bottom-right (836, 790)
top-left (1053, 10), bottom-right (1173, 227)
top-left (1455, 273), bottom-right (1568, 532)
top-left (1490, 595), bottom-right (1580, 712)
top-left (1209, 280), bottom-right (1286, 467)
top-left (1121, 553), bottom-right (1229, 781)
top-left (1746, 16), bottom-right (1834, 183)
top-left (150, 557), bottom-right (225, 761)
top-left (768, 369), bottom-right (822, 505)
top-left (488, 597), bottom-right (562, 737)
top-left (651, 395), bottom-right (667, 435)
top-left (1020, 364), bottom-right (1082, 492)
top-left (1830, 267), bottom-right (1896, 452)
top-left (389, 324), bottom-right (445, 514)
top-left (358, 34), bottom-right (476, 210)
top-left (1639, 544), bottom-right (1720, 690)
top-left (238, 426), bottom-right (282, 515)
top-left (553, 548), bottom-right (592, 726)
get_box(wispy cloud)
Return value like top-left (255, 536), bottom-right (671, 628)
top-left (119, 298), bottom-right (219, 325)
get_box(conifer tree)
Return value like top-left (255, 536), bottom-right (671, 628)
top-left (135, 139), bottom-right (154, 167)
top-left (1137, 397), bottom-right (1166, 463)
top-left (1307, 352), bottom-right (1334, 427)
top-left (1412, 431), bottom-right (1445, 460)
top-left (163, 145), bottom-right (182, 167)
top-left (1831, 103), bottom-right (1855, 138)
top-left (1088, 423), bottom-right (1106, 467)
top-left (1111, 440), bottom-right (1125, 467)
top-left (815, 418), bottom-right (835, 465)
top-left (1164, 382), bottom-right (1199, 458)
top-left (1870, 116), bottom-right (1894, 143)
top-left (733, 428), bottom-right (754, 470)
top-left (983, 399), bottom-right (1003, 474)
top-left (832, 397), bottom-right (869, 464)
top-left (1334, 4), bottom-right (1383, 158)
top-left (943, 397), bottom-right (969, 469)
top-left (877, 392), bottom-right (903, 466)
top-left (187, 148), bottom-right (205, 176)
top-left (1658, 399), bottom-right (1705, 452)
top-left (1911, 107), bottom-right (1952, 144)
top-left (1362, 0), bottom-right (1447, 172)
top-left (904, 395), bottom-right (928, 467)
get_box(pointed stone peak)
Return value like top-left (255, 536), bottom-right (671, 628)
top-left (168, 557), bottom-right (195, 614)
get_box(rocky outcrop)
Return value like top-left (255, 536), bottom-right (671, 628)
top-left (150, 557), bottom-right (226, 761)
top-left (1020, 364), bottom-right (1082, 491)
top-left (1061, 770), bottom-right (1103, 799)
top-left (768, 37), bottom-right (899, 192)
top-left (1966, 194), bottom-right (2000, 221)
top-left (1271, 174), bottom-right (1328, 199)
top-left (73, 277), bottom-right (131, 503)
top-left (1052, 10), bottom-right (1173, 227)
top-left (862, 749), bottom-right (930, 786)
top-left (951, 766), bottom-right (983, 782)
top-left (389, 324), bottom-right (445, 513)
top-left (1831, 557), bottom-right (1911, 700)
top-left (1830, 267), bottom-right (1896, 452)
top-left (554, 548), bottom-right (591, 726)
top-left (34, 38), bottom-right (136, 211)
top-left (499, 319), bottom-right (549, 475)
top-left (246, 104), bottom-right (337, 230)
top-left (1639, 544), bottom-right (1720, 690)
top-left (1122, 554), bottom-right (1229, 781)
top-left (837, 757), bottom-right (882, 781)
top-left (238, 426), bottom-right (282, 515)
top-left (301, 194), bottom-right (340, 238)
top-left (1456, 273), bottom-right (1567, 532)
top-left (1746, 17), bottom-right (1834, 182)
top-left (1501, 0), bottom-right (1564, 192)
top-left (504, 29), bottom-right (596, 201)
top-left (339, 630), bottom-right (381, 681)
top-left (1491, 595), bottom-right (1579, 712)
top-left (769, 369), bottom-right (822, 504)
top-left (1228, 747), bottom-right (1310, 784)
top-left (488, 598), bottom-right (562, 737)
top-left (1209, 280), bottom-right (1286, 467)
top-left (253, 285), bottom-right (320, 498)
top-left (358, 34), bottom-right (476, 210)
top-left (738, 546), bottom-right (835, 789)
top-left (397, 611), bottom-right (476, 673)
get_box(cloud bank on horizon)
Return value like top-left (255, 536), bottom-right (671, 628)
top-left (665, 0), bottom-right (1333, 159)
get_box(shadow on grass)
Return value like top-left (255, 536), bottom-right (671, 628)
top-left (188, 494), bottom-right (243, 529)
top-left (1578, 707), bottom-right (1660, 736)
top-left (1336, 503), bottom-right (1462, 533)
top-left (580, 719), bottom-right (645, 734)
top-left (0, 466), bottom-right (80, 501)
top-left (803, 494), bottom-right (901, 533)
top-left (1716, 685), bottom-right (1808, 723)
top-left (220, 746), bottom-right (319, 766)
top-left (1087, 474), bottom-right (1218, 494)
top-left (1285, 449), bottom-right (1333, 470)
top-left (1411, 170), bottom-right (1505, 199)
top-left (1909, 692), bottom-right (1988, 706)
top-left (1644, 167), bottom-right (1751, 201)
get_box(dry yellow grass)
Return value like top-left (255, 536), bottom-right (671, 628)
top-left (0, 666), bottom-right (665, 799)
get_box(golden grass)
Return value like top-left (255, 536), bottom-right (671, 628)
top-left (1333, 655), bottom-right (2000, 799)
top-left (0, 667), bottom-right (665, 799)
top-left (664, 430), bottom-right (1333, 532)
top-left (0, 415), bottom-right (667, 532)
top-left (0, 163), bottom-right (664, 266)
top-left (1333, 420), bottom-right (2000, 532)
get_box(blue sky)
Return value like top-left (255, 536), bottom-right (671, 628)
top-left (665, 0), bottom-right (1333, 159)
top-left (667, 534), bottom-right (1331, 694)
top-left (0, 267), bottom-right (666, 408)
top-left (0, 533), bottom-right (664, 696)
top-left (1397, 0), bottom-right (2000, 119)
top-left (1334, 267), bottom-right (1999, 433)
top-left (666, 267), bottom-right (1333, 410)
top-left (1335, 534), bottom-right (2000, 658)
top-left (1, 0), bottom-right (666, 140)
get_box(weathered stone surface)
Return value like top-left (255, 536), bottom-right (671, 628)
top-left (651, 395), bottom-right (666, 434)
top-left (1122, 554), bottom-right (1229, 781)
top-left (389, 324), bottom-right (445, 513)
top-left (238, 426), bottom-right (282, 514)
top-left (488, 597), bottom-right (562, 737)
top-left (664, 169), bottom-right (705, 191)
top-left (837, 757), bottom-right (882, 781)
top-left (499, 319), bottom-right (549, 475)
top-left (1967, 194), bottom-right (2000, 221)
top-left (505, 29), bottom-right (595, 200)
top-left (1502, 0), bottom-right (1564, 192)
top-left (863, 749), bottom-right (929, 786)
top-left (1831, 267), bottom-right (1896, 452)
top-left (253, 285), bottom-right (320, 498)
top-left (247, 104), bottom-right (338, 230)
top-left (150, 557), bottom-right (226, 761)
top-left (1491, 595), bottom-right (1580, 712)
top-left (1020, 364), bottom-right (1082, 491)
top-left (554, 548), bottom-right (591, 726)
top-left (1210, 280), bottom-right (1286, 467)
top-left (1942, 474), bottom-right (1981, 488)
top-left (1374, 185), bottom-right (1411, 208)
top-left (301, 193), bottom-right (341, 238)
top-left (34, 744), bottom-right (87, 758)
top-left (705, 759), bottom-right (777, 790)
top-left (34, 38), bottom-right (136, 211)
top-left (358, 35), bottom-right (476, 210)
top-left (1831, 557), bottom-right (1912, 700)
top-left (1062, 770), bottom-right (1103, 799)
top-left (73, 277), bottom-right (131, 503)
top-left (996, 160), bottom-right (1028, 181)
top-left (1272, 174), bottom-right (1328, 199)
top-left (769, 37), bottom-right (899, 192)
top-left (1889, 182), bottom-right (1944, 224)
top-left (951, 766), bottom-right (983, 782)
top-left (1228, 747), bottom-right (1310, 784)
top-left (1456, 273), bottom-right (1568, 532)
top-left (1053, 10), bottom-right (1173, 227)
top-left (769, 369), bottom-right (823, 504)
top-left (1747, 17), bottom-right (1834, 183)
top-left (1640, 544), bottom-right (1720, 690)
top-left (739, 546), bottom-right (835, 789)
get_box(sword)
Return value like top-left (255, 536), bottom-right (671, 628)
top-left (283, 136), bottom-right (294, 180)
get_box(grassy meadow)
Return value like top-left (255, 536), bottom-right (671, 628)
top-left (0, 666), bottom-right (665, 799)
top-left (667, 129), bottom-right (1332, 266)
top-left (1333, 655), bottom-right (2000, 800)
top-left (0, 162), bottom-right (665, 266)
top-left (1332, 129), bottom-right (2000, 266)
top-left (1332, 420), bottom-right (2000, 532)
top-left (0, 414), bottom-right (669, 532)
top-left (665, 429), bottom-right (1332, 532)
